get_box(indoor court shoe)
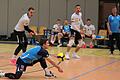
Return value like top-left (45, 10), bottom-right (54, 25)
top-left (72, 54), bottom-right (80, 59)
top-left (45, 69), bottom-right (52, 77)
top-left (10, 58), bottom-right (17, 65)
top-left (45, 71), bottom-right (56, 78)
top-left (0, 71), bottom-right (5, 78)
top-left (65, 53), bottom-right (70, 60)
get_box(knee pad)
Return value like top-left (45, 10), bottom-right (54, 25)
top-left (67, 39), bottom-right (74, 47)
top-left (77, 40), bottom-right (84, 47)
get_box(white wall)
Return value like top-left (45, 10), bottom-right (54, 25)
top-left (0, 0), bottom-right (99, 36)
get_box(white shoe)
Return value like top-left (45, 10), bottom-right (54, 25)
top-left (44, 68), bottom-right (52, 77)
top-left (72, 53), bottom-right (80, 59)
top-left (65, 53), bottom-right (70, 60)
top-left (45, 70), bottom-right (56, 78)
top-left (0, 71), bottom-right (5, 78)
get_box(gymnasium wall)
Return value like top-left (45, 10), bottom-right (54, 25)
top-left (0, 0), bottom-right (98, 36)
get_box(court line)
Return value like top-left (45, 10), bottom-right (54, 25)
top-left (69, 59), bottom-right (120, 80)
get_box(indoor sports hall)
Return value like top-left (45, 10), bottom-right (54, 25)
top-left (0, 0), bottom-right (120, 80)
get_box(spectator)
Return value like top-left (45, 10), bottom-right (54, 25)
top-left (60, 19), bottom-right (71, 46)
top-left (50, 19), bottom-right (63, 46)
top-left (83, 18), bottom-right (96, 48)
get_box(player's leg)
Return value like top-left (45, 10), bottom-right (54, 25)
top-left (65, 36), bottom-right (74, 60)
top-left (22, 33), bottom-right (28, 53)
top-left (50, 32), bottom-right (55, 45)
top-left (38, 58), bottom-right (55, 77)
top-left (57, 32), bottom-right (63, 47)
top-left (5, 64), bottom-right (25, 79)
top-left (10, 32), bottom-right (24, 65)
top-left (4, 70), bottom-right (23, 79)
top-left (72, 30), bottom-right (83, 59)
top-left (109, 34), bottom-right (114, 54)
top-left (0, 71), bottom-right (19, 79)
top-left (32, 59), bottom-right (50, 76)
top-left (89, 34), bottom-right (95, 48)
top-left (14, 32), bottom-right (25, 56)
top-left (54, 34), bottom-right (57, 44)
top-left (72, 39), bottom-right (84, 59)
top-left (1, 58), bottom-right (26, 79)
top-left (115, 33), bottom-right (120, 54)
top-left (65, 29), bottom-right (75, 60)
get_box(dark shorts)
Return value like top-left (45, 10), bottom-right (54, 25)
top-left (14, 30), bottom-right (28, 43)
top-left (85, 34), bottom-right (92, 39)
top-left (63, 33), bottom-right (70, 38)
top-left (16, 58), bottom-right (27, 72)
top-left (16, 58), bottom-right (40, 72)
top-left (71, 29), bottom-right (82, 44)
top-left (51, 32), bottom-right (58, 35)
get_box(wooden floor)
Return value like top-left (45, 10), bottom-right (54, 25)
top-left (0, 44), bottom-right (120, 80)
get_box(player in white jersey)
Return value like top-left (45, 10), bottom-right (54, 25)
top-left (65, 5), bottom-right (84, 60)
top-left (10, 7), bottom-right (36, 65)
top-left (83, 19), bottom-right (96, 48)
top-left (50, 19), bottom-right (63, 46)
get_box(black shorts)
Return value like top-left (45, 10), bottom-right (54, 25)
top-left (71, 29), bottom-right (82, 44)
top-left (14, 30), bottom-right (28, 43)
top-left (16, 58), bottom-right (27, 72)
top-left (63, 33), bottom-right (70, 38)
top-left (16, 57), bottom-right (39, 72)
top-left (85, 34), bottom-right (92, 39)
top-left (51, 32), bottom-right (58, 35)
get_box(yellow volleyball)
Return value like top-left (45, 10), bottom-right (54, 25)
top-left (57, 52), bottom-right (65, 62)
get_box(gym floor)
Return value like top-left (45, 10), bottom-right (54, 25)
top-left (0, 44), bottom-right (120, 80)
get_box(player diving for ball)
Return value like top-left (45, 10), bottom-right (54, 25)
top-left (0, 37), bottom-right (63, 79)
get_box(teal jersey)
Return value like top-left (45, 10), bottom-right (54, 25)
top-left (20, 46), bottom-right (49, 64)
top-left (108, 15), bottom-right (120, 33)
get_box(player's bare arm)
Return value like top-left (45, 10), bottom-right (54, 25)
top-left (45, 57), bottom-right (63, 73)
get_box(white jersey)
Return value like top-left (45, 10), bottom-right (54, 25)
top-left (71, 12), bottom-right (84, 32)
top-left (15, 13), bottom-right (30, 31)
top-left (83, 24), bottom-right (95, 35)
top-left (53, 24), bottom-right (63, 32)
